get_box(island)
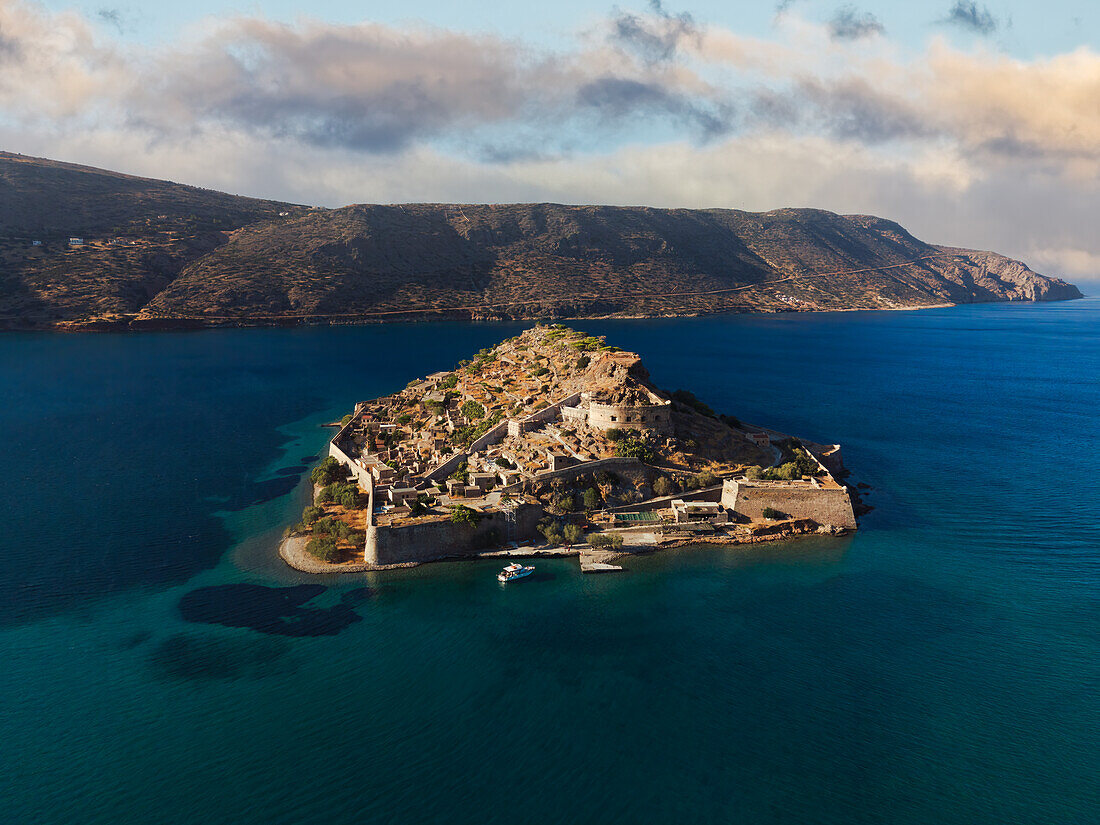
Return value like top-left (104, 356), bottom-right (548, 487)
top-left (280, 326), bottom-right (860, 574)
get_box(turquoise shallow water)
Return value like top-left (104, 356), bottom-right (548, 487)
top-left (1, 299), bottom-right (1099, 823)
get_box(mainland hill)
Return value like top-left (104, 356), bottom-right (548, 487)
top-left (0, 151), bottom-right (1082, 330)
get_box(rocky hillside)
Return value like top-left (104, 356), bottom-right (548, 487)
top-left (0, 153), bottom-right (1081, 329)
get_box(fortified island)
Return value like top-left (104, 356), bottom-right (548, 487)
top-left (281, 326), bottom-right (859, 574)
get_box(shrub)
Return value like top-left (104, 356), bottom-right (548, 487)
top-left (340, 414), bottom-right (353, 427)
top-left (604, 427), bottom-right (624, 441)
top-left (338, 487), bottom-right (361, 509)
top-left (762, 507), bottom-right (787, 520)
top-left (696, 470), bottom-right (718, 487)
top-left (575, 355), bottom-right (590, 370)
top-left (306, 535), bottom-right (340, 562)
top-left (534, 367), bottom-right (550, 377)
top-left (653, 476), bottom-right (675, 497)
top-left (672, 389), bottom-right (717, 418)
top-left (450, 505), bottom-right (482, 526)
top-left (614, 435), bottom-right (656, 463)
top-left (553, 492), bottom-right (576, 513)
top-left (538, 522), bottom-right (564, 547)
top-left (461, 400), bottom-right (485, 420)
top-left (302, 505), bottom-right (324, 526)
top-left (587, 532), bottom-right (624, 549)
top-left (746, 465), bottom-right (764, 479)
top-left (310, 456), bottom-right (346, 486)
top-left (316, 485), bottom-right (336, 504)
top-left (563, 524), bottom-right (584, 546)
top-left (582, 487), bottom-right (601, 511)
top-left (314, 516), bottom-right (353, 540)
top-left (439, 374), bottom-right (458, 390)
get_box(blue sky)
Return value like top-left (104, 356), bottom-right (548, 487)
top-left (40, 0), bottom-right (1100, 56)
top-left (5, 0), bottom-right (1100, 277)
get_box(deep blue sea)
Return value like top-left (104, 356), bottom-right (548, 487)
top-left (2, 297), bottom-right (1099, 824)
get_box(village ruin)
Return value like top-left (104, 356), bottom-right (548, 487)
top-left (284, 325), bottom-right (858, 573)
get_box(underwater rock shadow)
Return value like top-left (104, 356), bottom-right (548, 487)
top-left (150, 633), bottom-right (296, 682)
top-left (179, 584), bottom-right (363, 637)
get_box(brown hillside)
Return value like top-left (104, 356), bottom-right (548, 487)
top-left (0, 152), bottom-right (1082, 329)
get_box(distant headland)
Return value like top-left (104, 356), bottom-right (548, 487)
top-left (279, 325), bottom-right (863, 574)
top-left (0, 151), bottom-right (1081, 332)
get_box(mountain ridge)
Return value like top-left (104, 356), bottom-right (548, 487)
top-left (0, 152), bottom-right (1082, 330)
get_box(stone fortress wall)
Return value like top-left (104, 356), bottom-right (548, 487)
top-left (720, 479), bottom-right (857, 530)
top-left (364, 503), bottom-right (545, 566)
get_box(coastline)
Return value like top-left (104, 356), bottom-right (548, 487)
top-left (9, 294), bottom-right (1081, 334)
top-left (278, 519), bottom-right (847, 575)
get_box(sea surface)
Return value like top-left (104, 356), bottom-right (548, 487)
top-left (1, 297), bottom-right (1099, 824)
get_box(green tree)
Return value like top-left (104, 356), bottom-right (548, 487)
top-left (604, 427), bottom-right (623, 441)
top-left (696, 469), bottom-right (718, 487)
top-left (314, 516), bottom-right (353, 540)
top-left (461, 400), bottom-right (485, 420)
top-left (614, 435), bottom-right (656, 463)
top-left (582, 487), bottom-right (601, 511)
top-left (653, 476), bottom-right (675, 497)
top-left (575, 355), bottom-right (590, 370)
top-left (563, 524), bottom-right (584, 546)
top-left (311, 456), bottom-right (346, 486)
top-left (338, 487), bottom-right (361, 509)
top-left (537, 519), bottom-right (564, 546)
top-left (762, 507), bottom-right (786, 520)
top-left (450, 505), bottom-right (482, 526)
top-left (588, 532), bottom-right (624, 548)
top-left (302, 505), bottom-right (324, 525)
top-left (306, 535), bottom-right (339, 562)
top-left (553, 492), bottom-right (576, 513)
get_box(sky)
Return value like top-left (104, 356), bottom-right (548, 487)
top-left (5, 0), bottom-right (1100, 277)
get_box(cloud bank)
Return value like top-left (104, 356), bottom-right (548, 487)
top-left (1, 0), bottom-right (1099, 277)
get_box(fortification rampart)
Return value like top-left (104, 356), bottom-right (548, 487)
top-left (364, 503), bottom-right (544, 565)
top-left (805, 443), bottom-right (846, 478)
top-left (328, 438), bottom-right (375, 490)
top-left (721, 479), bottom-right (856, 529)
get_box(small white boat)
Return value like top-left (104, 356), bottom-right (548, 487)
top-left (497, 563), bottom-right (534, 582)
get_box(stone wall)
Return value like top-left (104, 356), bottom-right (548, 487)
top-left (605, 484), bottom-right (723, 513)
top-left (533, 456), bottom-right (644, 484)
top-left (469, 419), bottom-right (510, 453)
top-left (721, 479), bottom-right (856, 529)
top-left (328, 439), bottom-right (374, 490)
top-left (364, 503), bottom-right (544, 565)
top-left (805, 443), bottom-right (846, 478)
